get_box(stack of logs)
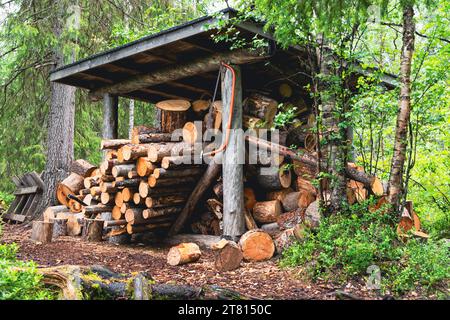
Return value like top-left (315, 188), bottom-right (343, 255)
top-left (37, 92), bottom-right (390, 257)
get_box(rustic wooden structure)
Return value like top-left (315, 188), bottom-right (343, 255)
top-left (49, 8), bottom-right (397, 239)
top-left (2, 172), bottom-right (44, 223)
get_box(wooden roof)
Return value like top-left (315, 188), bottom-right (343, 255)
top-left (50, 8), bottom-right (396, 103)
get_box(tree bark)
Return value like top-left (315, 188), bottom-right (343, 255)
top-left (221, 64), bottom-right (245, 240)
top-left (388, 5), bottom-right (415, 214)
top-left (35, 5), bottom-right (76, 219)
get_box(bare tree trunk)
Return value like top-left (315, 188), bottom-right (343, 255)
top-left (388, 5), bottom-right (415, 213)
top-left (317, 43), bottom-right (348, 214)
top-left (35, 4), bottom-right (76, 219)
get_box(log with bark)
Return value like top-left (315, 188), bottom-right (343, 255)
top-left (256, 166), bottom-right (291, 191)
top-left (252, 200), bottom-right (282, 224)
top-left (56, 173), bottom-right (84, 206)
top-left (67, 214), bottom-right (84, 236)
top-left (239, 229), bottom-right (275, 262)
top-left (167, 242), bottom-right (201, 266)
top-left (31, 221), bottom-right (53, 243)
top-left (51, 218), bottom-right (68, 238)
top-left (81, 218), bottom-right (104, 242)
top-left (243, 93), bottom-right (278, 127)
top-left (70, 159), bottom-right (97, 178)
top-left (213, 240), bottom-right (243, 272)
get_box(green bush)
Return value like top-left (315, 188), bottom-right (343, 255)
top-left (281, 201), bottom-right (450, 295)
top-left (0, 243), bottom-right (56, 300)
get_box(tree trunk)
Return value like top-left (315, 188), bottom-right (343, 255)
top-left (35, 6), bottom-right (76, 219)
top-left (317, 42), bottom-right (348, 214)
top-left (128, 99), bottom-right (135, 139)
top-left (31, 221), bottom-right (54, 243)
top-left (221, 64), bottom-right (245, 240)
top-left (388, 5), bottom-right (415, 214)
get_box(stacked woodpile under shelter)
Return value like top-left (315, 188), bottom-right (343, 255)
top-left (32, 89), bottom-right (405, 267)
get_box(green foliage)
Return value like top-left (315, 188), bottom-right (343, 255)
top-left (0, 191), bottom-right (14, 208)
top-left (0, 243), bottom-right (56, 300)
top-left (281, 202), bottom-right (450, 295)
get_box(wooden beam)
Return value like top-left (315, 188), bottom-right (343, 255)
top-left (166, 81), bottom-right (211, 96)
top-left (89, 49), bottom-right (268, 101)
top-left (139, 88), bottom-right (189, 100)
top-left (102, 94), bottom-right (119, 139)
top-left (221, 64), bottom-right (245, 240)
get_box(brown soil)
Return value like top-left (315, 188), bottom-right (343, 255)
top-left (1, 224), bottom-right (390, 300)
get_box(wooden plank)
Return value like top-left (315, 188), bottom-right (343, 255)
top-left (2, 213), bottom-right (27, 223)
top-left (22, 172), bottom-right (44, 219)
top-left (13, 186), bottom-right (40, 196)
top-left (5, 176), bottom-right (25, 216)
top-left (221, 64), bottom-right (245, 240)
top-left (17, 173), bottom-right (37, 218)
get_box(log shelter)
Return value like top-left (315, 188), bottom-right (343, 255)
top-left (50, 8), bottom-right (396, 238)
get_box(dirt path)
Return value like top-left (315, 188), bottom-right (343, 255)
top-left (1, 224), bottom-right (381, 300)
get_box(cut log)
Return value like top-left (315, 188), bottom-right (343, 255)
top-left (122, 188), bottom-right (135, 202)
top-left (100, 192), bottom-right (115, 205)
top-left (51, 218), bottom-right (68, 238)
top-left (122, 145), bottom-right (150, 161)
top-left (266, 188), bottom-right (294, 202)
top-left (70, 159), bottom-right (97, 178)
top-left (104, 219), bottom-right (127, 228)
top-left (124, 208), bottom-right (146, 224)
top-left (159, 109), bottom-right (189, 133)
top-left (133, 193), bottom-right (143, 205)
top-left (134, 132), bottom-right (175, 144)
top-left (130, 126), bottom-right (159, 144)
top-left (66, 214), bottom-right (84, 236)
top-left (168, 154), bottom-right (221, 236)
top-left (244, 188), bottom-right (257, 211)
top-left (206, 198), bottom-right (223, 220)
top-left (281, 192), bottom-right (300, 212)
top-left (142, 206), bottom-right (183, 219)
top-left (161, 155), bottom-right (202, 169)
top-left (113, 178), bottom-right (141, 189)
top-left (99, 182), bottom-right (116, 193)
top-left (112, 206), bottom-right (123, 220)
top-left (56, 173), bottom-right (84, 206)
top-left (252, 200), bottom-right (282, 224)
top-left (114, 191), bottom-right (124, 207)
top-left (147, 142), bottom-right (190, 163)
top-left (148, 176), bottom-right (197, 188)
top-left (182, 122), bottom-right (202, 144)
top-left (127, 171), bottom-right (139, 179)
top-left (126, 222), bottom-right (171, 234)
top-left (298, 191), bottom-right (316, 210)
top-left (83, 205), bottom-right (114, 216)
top-left (273, 228), bottom-right (297, 254)
top-left (108, 227), bottom-right (131, 244)
top-left (152, 167), bottom-right (204, 180)
top-left (304, 200), bottom-right (321, 229)
top-left (244, 208), bottom-right (258, 230)
top-left (43, 205), bottom-right (69, 222)
top-left (243, 93), bottom-right (278, 126)
top-left (296, 176), bottom-right (317, 195)
top-left (81, 218), bottom-right (104, 242)
top-left (167, 243), bottom-right (201, 266)
top-left (136, 157), bottom-right (155, 177)
top-left (101, 139), bottom-right (131, 150)
top-left (112, 164), bottom-right (136, 178)
top-left (31, 221), bottom-right (53, 243)
top-left (146, 195), bottom-right (187, 208)
top-left (214, 241), bottom-right (243, 272)
top-left (156, 99), bottom-right (191, 112)
top-left (239, 229), bottom-right (275, 262)
top-left (256, 166), bottom-right (291, 191)
top-left (192, 99), bottom-right (210, 114)
top-left (260, 222), bottom-right (281, 237)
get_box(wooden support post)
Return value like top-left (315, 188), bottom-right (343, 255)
top-left (221, 64), bottom-right (245, 240)
top-left (103, 94), bottom-right (119, 140)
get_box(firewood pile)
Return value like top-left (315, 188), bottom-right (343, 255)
top-left (35, 90), bottom-right (423, 266)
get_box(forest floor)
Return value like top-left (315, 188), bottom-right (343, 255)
top-left (1, 224), bottom-right (417, 300)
